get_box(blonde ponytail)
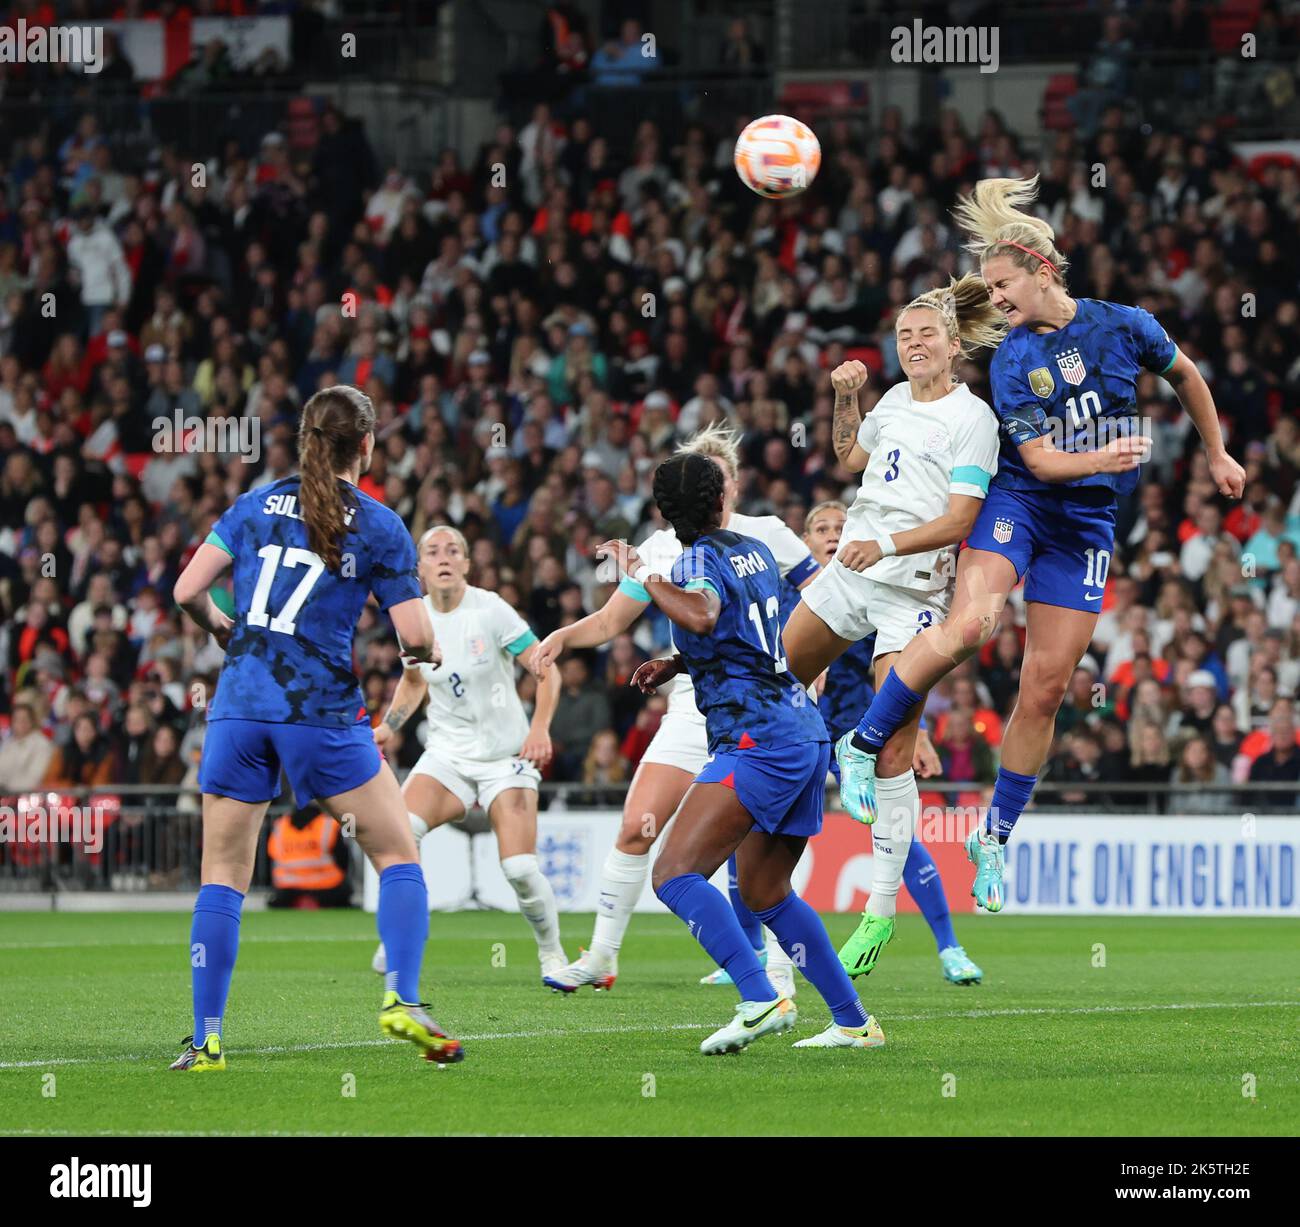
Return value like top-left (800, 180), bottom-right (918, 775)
top-left (899, 272), bottom-right (1007, 360)
top-left (952, 175), bottom-right (1069, 282)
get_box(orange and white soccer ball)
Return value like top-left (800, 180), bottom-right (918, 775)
top-left (733, 114), bottom-right (821, 199)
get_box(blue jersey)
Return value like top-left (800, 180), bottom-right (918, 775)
top-left (989, 298), bottom-right (1176, 498)
top-left (205, 476), bottom-right (420, 727)
top-left (670, 530), bottom-right (827, 754)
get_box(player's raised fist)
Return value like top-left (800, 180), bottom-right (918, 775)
top-left (830, 360), bottom-right (868, 395)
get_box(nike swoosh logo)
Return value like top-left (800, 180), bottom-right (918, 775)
top-left (744, 1002), bottom-right (783, 1029)
top-left (1084, 594), bottom-right (1102, 601)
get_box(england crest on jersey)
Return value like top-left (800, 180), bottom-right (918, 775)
top-left (1056, 348), bottom-right (1087, 386)
top-left (993, 517), bottom-right (1014, 544)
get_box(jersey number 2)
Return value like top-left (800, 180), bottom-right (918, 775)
top-left (746, 596), bottom-right (788, 674)
top-left (247, 545), bottom-right (325, 635)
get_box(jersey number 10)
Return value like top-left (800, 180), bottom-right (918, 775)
top-left (746, 597), bottom-right (788, 674)
top-left (248, 544), bottom-right (326, 635)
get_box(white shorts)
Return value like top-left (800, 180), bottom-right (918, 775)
top-left (408, 746), bottom-right (541, 815)
top-left (638, 708), bottom-right (710, 776)
top-left (802, 561), bottom-right (952, 658)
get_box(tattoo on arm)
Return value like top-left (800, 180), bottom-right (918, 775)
top-left (832, 390), bottom-right (861, 463)
top-left (385, 703), bottom-right (410, 732)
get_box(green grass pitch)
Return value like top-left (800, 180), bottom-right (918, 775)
top-left (0, 910), bottom-right (1296, 1136)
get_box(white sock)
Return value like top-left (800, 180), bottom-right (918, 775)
top-left (764, 925), bottom-right (794, 976)
top-left (867, 769), bottom-right (918, 920)
top-left (501, 853), bottom-right (563, 958)
top-left (590, 847), bottom-right (649, 964)
top-left (408, 810), bottom-right (430, 840)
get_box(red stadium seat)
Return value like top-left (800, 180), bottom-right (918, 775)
top-left (843, 345), bottom-right (883, 376)
top-left (777, 80), bottom-right (868, 118)
top-left (1041, 73), bottom-right (1078, 132)
top-left (1211, 0), bottom-right (1262, 54)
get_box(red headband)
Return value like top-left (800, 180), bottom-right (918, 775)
top-left (996, 239), bottom-right (1058, 274)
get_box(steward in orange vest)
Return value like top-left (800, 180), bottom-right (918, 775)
top-left (266, 806), bottom-right (350, 908)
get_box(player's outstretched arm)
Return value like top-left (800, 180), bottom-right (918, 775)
top-left (596, 539), bottom-right (721, 637)
top-left (1018, 432), bottom-right (1153, 483)
top-left (1162, 350), bottom-right (1246, 498)
top-left (531, 587), bottom-right (647, 675)
top-left (174, 541), bottom-right (235, 647)
top-left (836, 493), bottom-right (984, 572)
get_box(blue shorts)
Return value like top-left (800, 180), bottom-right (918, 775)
top-left (696, 740), bottom-right (831, 837)
top-left (966, 485), bottom-right (1116, 613)
top-left (199, 718), bottom-right (381, 807)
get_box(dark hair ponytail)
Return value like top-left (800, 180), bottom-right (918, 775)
top-left (652, 452), bottom-right (724, 546)
top-left (298, 384), bottom-right (375, 571)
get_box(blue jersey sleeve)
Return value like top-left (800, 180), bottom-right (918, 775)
top-left (368, 511), bottom-right (420, 610)
top-left (1127, 305), bottom-right (1177, 374)
top-left (671, 543), bottom-right (725, 603)
top-left (207, 498), bottom-right (245, 558)
top-left (990, 345), bottom-right (1050, 447)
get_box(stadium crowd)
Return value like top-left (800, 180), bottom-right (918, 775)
top-left (2, 8), bottom-right (1300, 816)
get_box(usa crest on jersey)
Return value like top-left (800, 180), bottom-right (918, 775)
top-left (1056, 348), bottom-right (1087, 386)
top-left (993, 517), bottom-right (1014, 544)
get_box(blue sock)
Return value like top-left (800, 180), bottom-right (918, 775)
top-left (191, 883), bottom-right (244, 1043)
top-left (755, 893), bottom-right (868, 1029)
top-left (726, 854), bottom-right (764, 952)
top-left (989, 766), bottom-right (1038, 843)
top-left (852, 668), bottom-right (923, 752)
top-left (377, 863), bottom-right (429, 1003)
top-left (903, 841), bottom-right (958, 953)
top-left (656, 873), bottom-right (775, 1002)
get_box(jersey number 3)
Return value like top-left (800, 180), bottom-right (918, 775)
top-left (248, 544), bottom-right (326, 635)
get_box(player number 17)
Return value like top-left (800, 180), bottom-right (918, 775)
top-left (248, 544), bottom-right (325, 635)
top-left (746, 596), bottom-right (789, 674)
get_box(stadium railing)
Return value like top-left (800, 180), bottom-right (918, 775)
top-left (0, 781), bottom-right (1292, 895)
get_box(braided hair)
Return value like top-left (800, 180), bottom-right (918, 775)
top-left (653, 452), bottom-right (725, 546)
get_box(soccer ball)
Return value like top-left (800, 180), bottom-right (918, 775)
top-left (733, 114), bottom-right (821, 200)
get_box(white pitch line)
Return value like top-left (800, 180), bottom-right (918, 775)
top-left (0, 1001), bottom-right (1296, 1072)
top-left (0, 934), bottom-right (381, 951)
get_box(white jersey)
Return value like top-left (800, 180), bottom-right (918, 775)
top-left (628, 512), bottom-right (819, 717)
top-left (416, 587), bottom-right (535, 760)
top-left (845, 380), bottom-right (998, 592)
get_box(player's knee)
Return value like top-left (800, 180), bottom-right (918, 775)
top-left (617, 810), bottom-right (658, 854)
top-left (738, 880), bottom-right (786, 914)
top-left (1019, 659), bottom-right (1073, 716)
top-left (501, 852), bottom-right (540, 886)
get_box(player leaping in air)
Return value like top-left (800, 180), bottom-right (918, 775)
top-left (171, 385), bottom-right (463, 1070)
top-left (778, 275), bottom-right (1011, 979)
top-left (837, 176), bottom-right (1245, 917)
top-left (606, 450), bottom-right (883, 1052)
top-left (370, 525), bottom-right (567, 983)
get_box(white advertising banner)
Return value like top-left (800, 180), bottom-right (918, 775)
top-left (1000, 814), bottom-right (1298, 916)
top-left (363, 811), bottom-right (1299, 918)
top-left (362, 810), bottom-right (731, 914)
